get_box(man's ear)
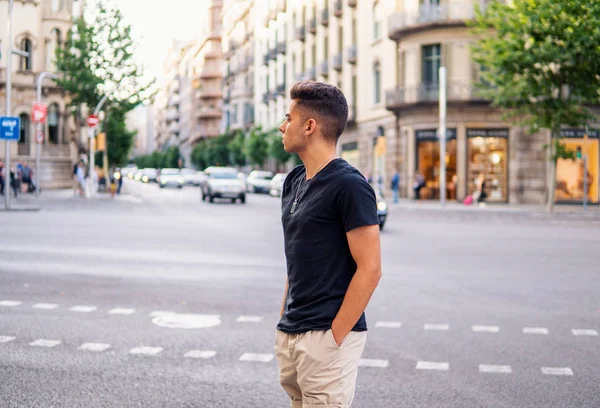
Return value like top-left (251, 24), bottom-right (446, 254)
top-left (305, 118), bottom-right (317, 135)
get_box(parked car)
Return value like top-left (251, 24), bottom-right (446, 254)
top-left (180, 168), bottom-right (203, 186)
top-left (141, 168), bottom-right (158, 183)
top-left (200, 166), bottom-right (246, 204)
top-left (246, 170), bottom-right (274, 194)
top-left (376, 194), bottom-right (388, 230)
top-left (157, 168), bottom-right (184, 189)
top-left (269, 173), bottom-right (288, 197)
top-left (122, 165), bottom-right (138, 179)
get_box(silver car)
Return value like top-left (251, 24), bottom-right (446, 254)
top-left (157, 168), bottom-right (184, 188)
top-left (269, 173), bottom-right (288, 197)
top-left (247, 170), bottom-right (274, 194)
top-left (201, 167), bottom-right (246, 204)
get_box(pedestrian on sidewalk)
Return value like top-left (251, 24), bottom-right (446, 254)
top-left (413, 172), bottom-right (425, 200)
top-left (75, 161), bottom-right (86, 197)
top-left (275, 81), bottom-right (382, 408)
top-left (391, 169), bottom-right (400, 203)
top-left (21, 163), bottom-right (35, 193)
top-left (0, 160), bottom-right (5, 196)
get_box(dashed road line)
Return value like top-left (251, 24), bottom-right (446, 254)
top-left (0, 336), bottom-right (16, 343)
top-left (523, 327), bottom-right (549, 335)
top-left (29, 339), bottom-right (61, 348)
top-left (184, 350), bottom-right (217, 359)
top-left (571, 329), bottom-right (598, 337)
top-left (541, 367), bottom-right (573, 376)
top-left (149, 310), bottom-right (175, 317)
top-left (78, 342), bottom-right (111, 352)
top-left (424, 324), bottom-right (450, 331)
top-left (359, 359), bottom-right (388, 368)
top-left (416, 361), bottom-right (449, 371)
top-left (472, 325), bottom-right (500, 333)
top-left (32, 303), bottom-right (59, 310)
top-left (236, 315), bottom-right (263, 323)
top-left (479, 364), bottom-right (512, 374)
top-left (375, 321), bottom-right (402, 328)
top-left (129, 346), bottom-right (163, 356)
top-left (0, 300), bottom-right (22, 307)
top-left (108, 308), bottom-right (135, 316)
top-left (239, 353), bottom-right (273, 363)
top-left (69, 305), bottom-right (97, 313)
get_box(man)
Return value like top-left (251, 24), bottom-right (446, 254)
top-left (276, 81), bottom-right (382, 408)
top-left (391, 169), bottom-right (400, 203)
top-left (0, 160), bottom-right (5, 195)
top-left (21, 163), bottom-right (34, 193)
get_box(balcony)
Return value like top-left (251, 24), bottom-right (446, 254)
top-left (262, 92), bottom-right (270, 104)
top-left (194, 124), bottom-right (220, 140)
top-left (388, 2), bottom-right (476, 42)
top-left (277, 41), bottom-right (287, 55)
top-left (223, 91), bottom-right (231, 104)
top-left (197, 107), bottom-right (222, 119)
top-left (321, 9), bottom-right (329, 26)
top-left (263, 53), bottom-right (270, 66)
top-left (384, 82), bottom-right (489, 112)
top-left (346, 45), bottom-right (357, 64)
top-left (295, 26), bottom-right (306, 41)
top-left (276, 0), bottom-right (286, 13)
top-left (270, 91), bottom-right (278, 101)
top-left (196, 88), bottom-right (223, 100)
top-left (334, 0), bottom-right (343, 17)
top-left (333, 53), bottom-right (343, 71)
top-left (348, 0), bottom-right (356, 7)
top-left (199, 68), bottom-right (221, 79)
top-left (309, 17), bottom-right (317, 34)
top-left (205, 49), bottom-right (221, 59)
top-left (306, 67), bottom-right (316, 80)
top-left (269, 47), bottom-right (278, 61)
top-left (276, 83), bottom-right (286, 96)
top-left (347, 104), bottom-right (356, 125)
top-left (319, 60), bottom-right (329, 77)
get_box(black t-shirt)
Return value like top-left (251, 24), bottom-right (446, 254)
top-left (277, 158), bottom-right (379, 334)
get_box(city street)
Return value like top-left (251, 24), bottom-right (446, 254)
top-left (0, 179), bottom-right (599, 408)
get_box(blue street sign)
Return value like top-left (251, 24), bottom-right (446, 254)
top-left (0, 116), bottom-right (20, 141)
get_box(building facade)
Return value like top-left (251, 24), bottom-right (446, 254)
top-left (0, 0), bottom-right (81, 188)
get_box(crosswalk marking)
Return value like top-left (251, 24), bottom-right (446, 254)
top-left (32, 303), bottom-right (59, 310)
top-left (375, 321), bottom-right (402, 328)
top-left (0, 336), bottom-right (16, 343)
top-left (472, 325), bottom-right (499, 333)
top-left (29, 339), bottom-right (61, 348)
top-left (416, 361), bottom-right (449, 371)
top-left (239, 353), bottom-right (273, 363)
top-left (523, 327), bottom-right (549, 335)
top-left (129, 346), bottom-right (163, 356)
top-left (69, 305), bottom-right (97, 313)
top-left (108, 308), bottom-right (135, 315)
top-left (78, 343), bottom-right (111, 352)
top-left (359, 359), bottom-right (388, 368)
top-left (479, 364), bottom-right (512, 374)
top-left (0, 300), bottom-right (22, 307)
top-left (236, 315), bottom-right (263, 323)
top-left (184, 350), bottom-right (217, 359)
top-left (424, 324), bottom-right (450, 331)
top-left (571, 329), bottom-right (598, 336)
top-left (541, 367), bottom-right (573, 376)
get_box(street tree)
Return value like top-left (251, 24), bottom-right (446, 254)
top-left (206, 133), bottom-right (231, 166)
top-left (191, 141), bottom-right (209, 170)
top-left (268, 128), bottom-right (291, 171)
top-left (246, 126), bottom-right (269, 168)
top-left (470, 0), bottom-right (600, 211)
top-left (228, 130), bottom-right (247, 166)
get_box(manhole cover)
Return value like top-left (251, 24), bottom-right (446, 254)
top-left (151, 313), bottom-right (221, 329)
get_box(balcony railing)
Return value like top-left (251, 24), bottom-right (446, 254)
top-left (333, 53), bottom-right (343, 71)
top-left (309, 17), bottom-right (317, 34)
top-left (197, 107), bottom-right (222, 119)
top-left (319, 60), bottom-right (329, 77)
top-left (277, 41), bottom-right (287, 55)
top-left (269, 47), bottom-right (278, 61)
top-left (263, 53), bottom-right (270, 66)
top-left (388, 2), bottom-right (476, 41)
top-left (199, 68), bottom-right (221, 79)
top-left (321, 9), bottom-right (329, 26)
top-left (385, 82), bottom-right (489, 111)
top-left (334, 0), bottom-right (343, 17)
top-left (262, 92), bottom-right (270, 104)
top-left (346, 45), bottom-right (357, 64)
top-left (348, 0), bottom-right (356, 7)
top-left (295, 26), bottom-right (306, 41)
top-left (276, 83), bottom-right (286, 96)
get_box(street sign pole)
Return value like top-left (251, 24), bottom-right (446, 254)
top-left (35, 72), bottom-right (59, 198)
top-left (439, 66), bottom-right (447, 207)
top-left (4, 0), bottom-right (14, 210)
top-left (583, 126), bottom-right (589, 212)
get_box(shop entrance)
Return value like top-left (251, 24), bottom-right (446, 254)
top-left (555, 129), bottom-right (599, 204)
top-left (416, 129), bottom-right (457, 200)
top-left (466, 128), bottom-right (509, 202)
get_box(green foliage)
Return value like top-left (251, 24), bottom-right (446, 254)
top-left (246, 126), bottom-right (269, 167)
top-left (268, 128), bottom-right (291, 166)
top-left (133, 146), bottom-right (180, 169)
top-left (228, 130), bottom-right (247, 166)
top-left (191, 140), bottom-right (209, 170)
top-left (206, 133), bottom-right (232, 166)
top-left (104, 110), bottom-right (137, 167)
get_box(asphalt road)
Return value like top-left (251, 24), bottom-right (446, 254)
top-left (0, 179), bottom-right (598, 408)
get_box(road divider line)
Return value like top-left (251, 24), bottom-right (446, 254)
top-left (69, 305), bottom-right (97, 313)
top-left (359, 359), bottom-right (389, 368)
top-left (416, 361), bottom-right (449, 371)
top-left (375, 321), bottom-right (402, 328)
top-left (184, 350), bottom-right (217, 359)
top-left (571, 329), bottom-right (598, 336)
top-left (472, 325), bottom-right (499, 333)
top-left (523, 327), bottom-right (549, 335)
top-left (479, 364), bottom-right (512, 374)
top-left (78, 343), bottom-right (111, 352)
top-left (108, 308), bottom-right (135, 315)
top-left (239, 353), bottom-right (273, 363)
top-left (129, 346), bottom-right (163, 356)
top-left (541, 367), bottom-right (573, 376)
top-left (424, 324), bottom-right (450, 331)
top-left (236, 315), bottom-right (264, 323)
top-left (29, 339), bottom-right (61, 348)
top-left (0, 300), bottom-right (22, 307)
top-left (0, 336), bottom-right (16, 343)
top-left (32, 303), bottom-right (59, 310)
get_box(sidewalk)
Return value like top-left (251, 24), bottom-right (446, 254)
top-left (0, 188), bottom-right (133, 211)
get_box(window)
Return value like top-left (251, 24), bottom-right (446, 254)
top-left (324, 33), bottom-right (328, 61)
top-left (312, 44), bottom-right (316, 68)
top-left (48, 103), bottom-right (60, 144)
top-left (422, 44), bottom-right (441, 84)
top-left (19, 114), bottom-right (30, 144)
top-left (373, 1), bottom-right (382, 41)
top-left (373, 62), bottom-right (381, 104)
top-left (338, 26), bottom-right (343, 53)
top-left (51, 0), bottom-right (63, 12)
top-left (47, 28), bottom-right (62, 71)
top-left (20, 38), bottom-right (33, 71)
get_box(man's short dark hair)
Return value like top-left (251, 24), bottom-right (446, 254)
top-left (290, 81), bottom-right (348, 143)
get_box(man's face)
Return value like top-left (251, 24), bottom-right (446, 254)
top-left (278, 100), bottom-right (306, 154)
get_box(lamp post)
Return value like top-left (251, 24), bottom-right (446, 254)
top-left (439, 66), bottom-right (447, 207)
top-left (87, 94), bottom-right (108, 197)
top-left (35, 72), bottom-right (60, 198)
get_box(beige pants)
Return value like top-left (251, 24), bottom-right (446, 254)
top-left (275, 329), bottom-right (367, 408)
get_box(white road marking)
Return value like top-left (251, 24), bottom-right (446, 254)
top-left (152, 313), bottom-right (221, 329)
top-left (523, 327), bottom-right (549, 335)
top-left (239, 353), bottom-right (274, 363)
top-left (236, 315), bottom-right (263, 323)
top-left (375, 321), bottom-right (402, 328)
top-left (32, 303), bottom-right (59, 310)
top-left (358, 359), bottom-right (389, 368)
top-left (69, 305), bottom-right (97, 313)
top-left (129, 346), bottom-right (163, 356)
top-left (149, 310), bottom-right (175, 317)
top-left (472, 325), bottom-right (499, 333)
top-left (479, 364), bottom-right (512, 374)
top-left (108, 308), bottom-right (135, 315)
top-left (541, 367), bottom-right (573, 376)
top-left (0, 300), bottom-right (22, 307)
top-left (0, 336), bottom-right (16, 343)
top-left (78, 343), bottom-right (111, 352)
top-left (29, 339), bottom-right (61, 348)
top-left (416, 361), bottom-right (449, 371)
top-left (571, 329), bottom-right (598, 337)
top-left (184, 350), bottom-right (217, 359)
top-left (424, 324), bottom-right (450, 331)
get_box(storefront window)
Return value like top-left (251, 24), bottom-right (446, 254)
top-left (341, 141), bottom-right (359, 170)
top-left (555, 129), bottom-right (599, 203)
top-left (467, 128), bottom-right (509, 202)
top-left (416, 129), bottom-right (457, 200)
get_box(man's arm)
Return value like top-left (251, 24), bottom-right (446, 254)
top-left (280, 277), bottom-right (288, 318)
top-left (331, 224), bottom-right (381, 345)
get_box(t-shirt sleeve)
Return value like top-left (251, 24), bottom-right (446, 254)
top-left (337, 173), bottom-right (380, 233)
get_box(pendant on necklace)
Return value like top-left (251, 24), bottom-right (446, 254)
top-left (290, 200), bottom-right (297, 214)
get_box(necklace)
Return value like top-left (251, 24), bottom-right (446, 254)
top-left (290, 155), bottom-right (337, 214)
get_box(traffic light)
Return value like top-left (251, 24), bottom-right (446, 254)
top-left (96, 132), bottom-right (106, 151)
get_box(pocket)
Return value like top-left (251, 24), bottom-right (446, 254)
top-left (327, 329), bottom-right (341, 350)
